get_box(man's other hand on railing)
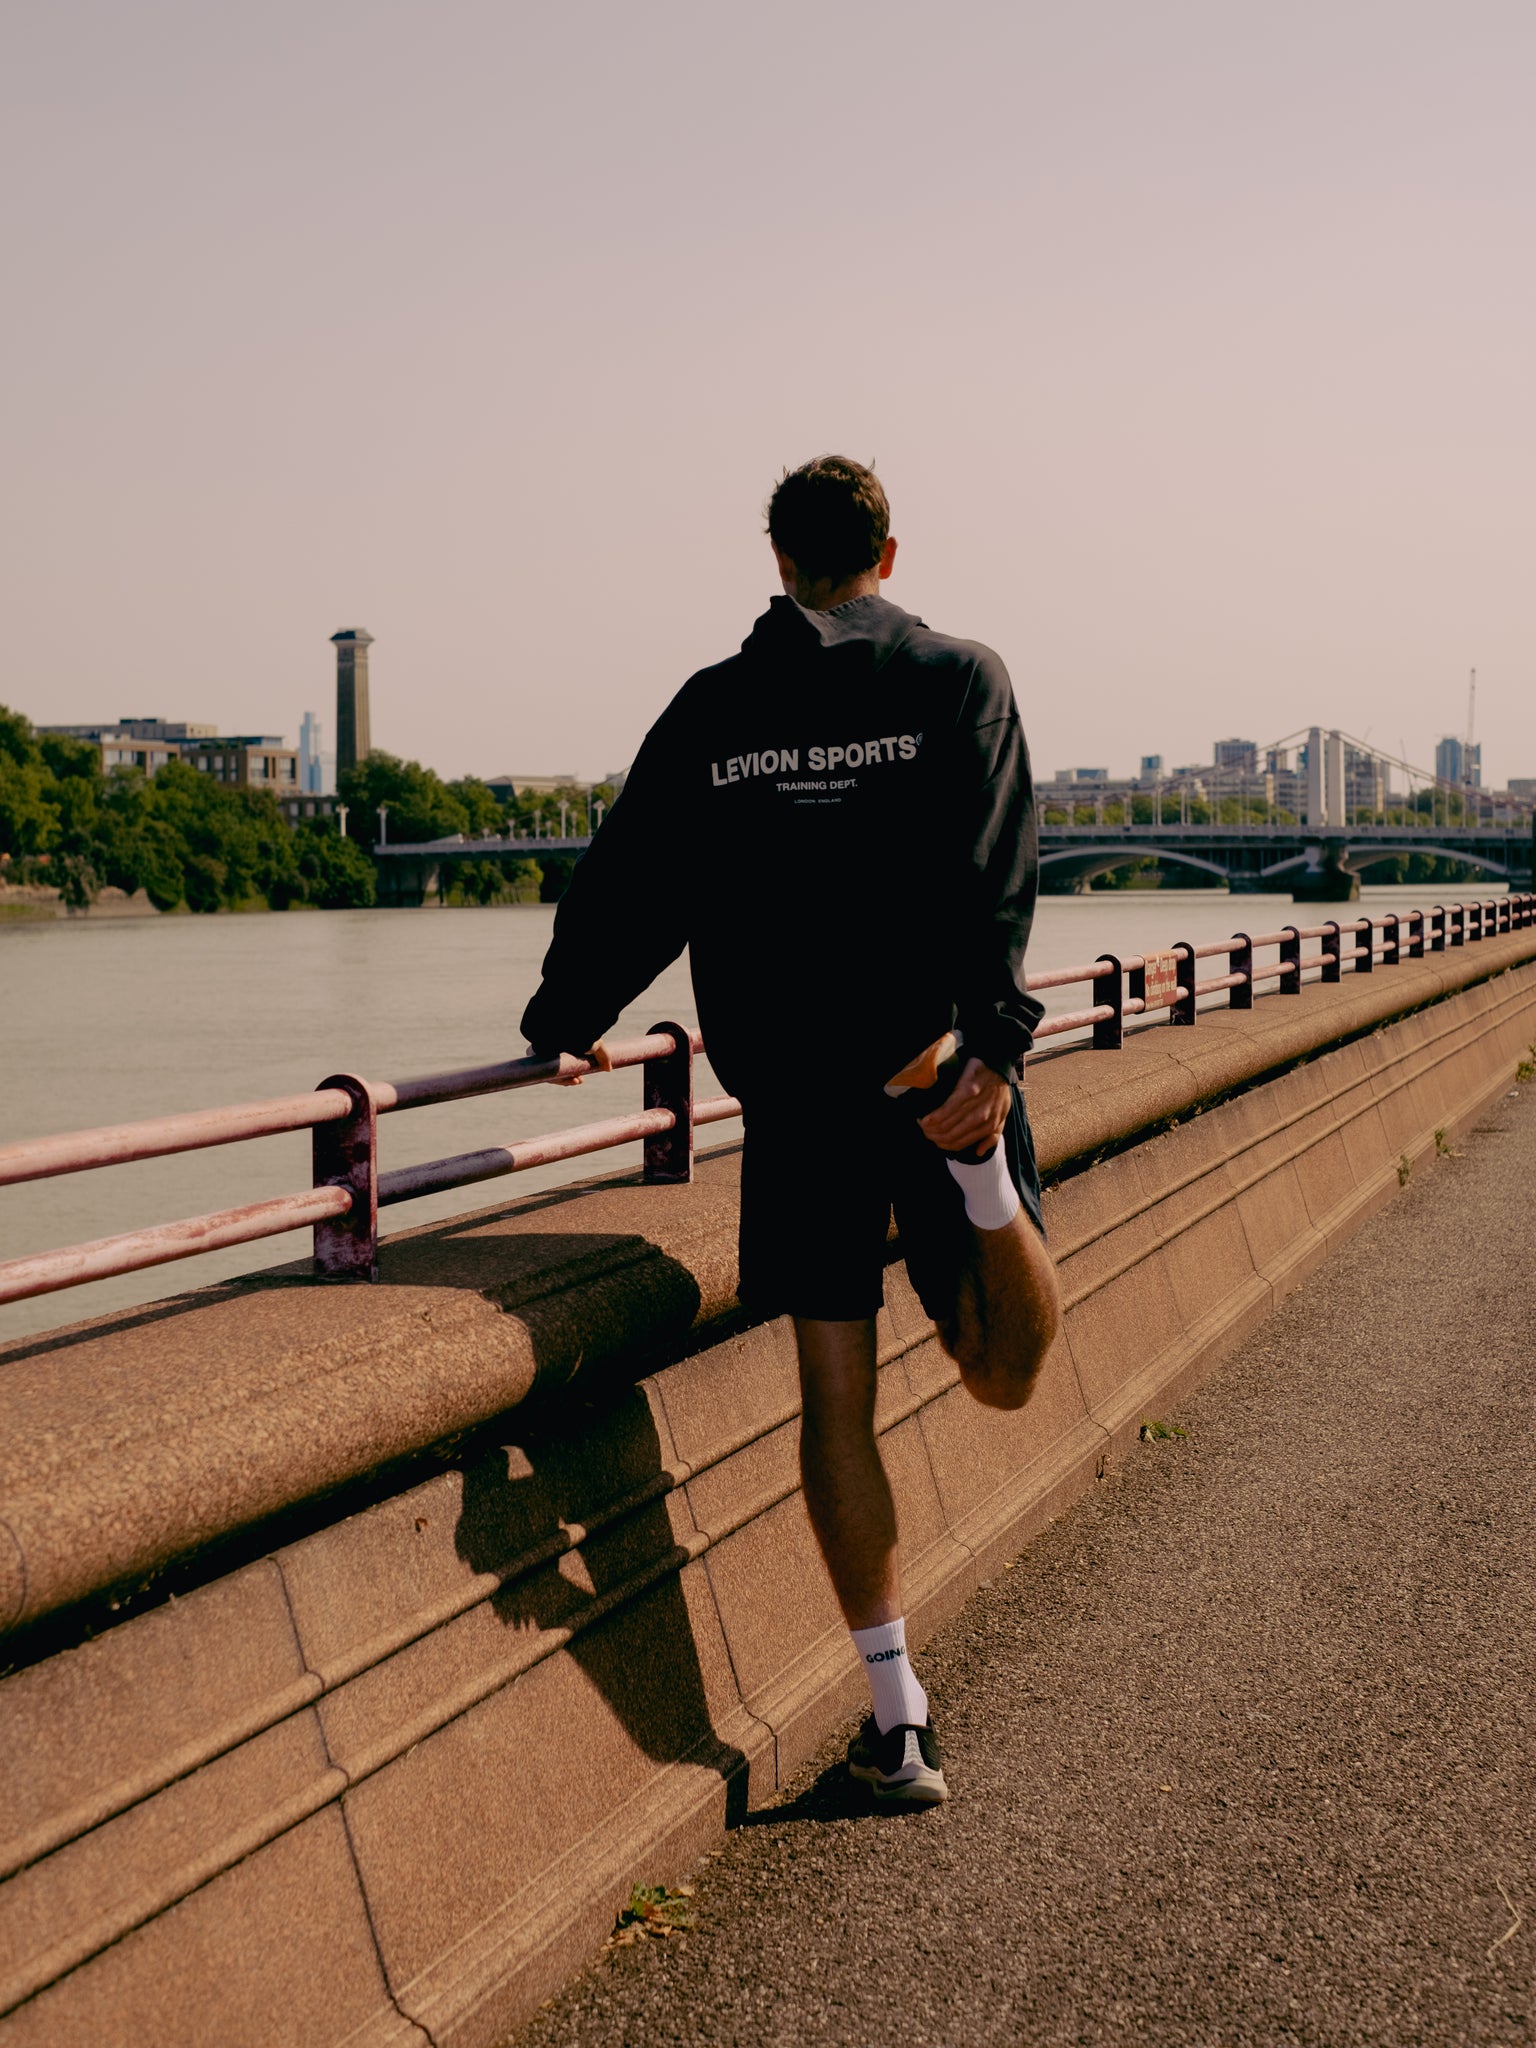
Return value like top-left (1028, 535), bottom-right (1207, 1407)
top-left (528, 1041), bottom-right (615, 1086)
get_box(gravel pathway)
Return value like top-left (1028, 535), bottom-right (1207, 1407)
top-left (514, 1079), bottom-right (1536, 2047)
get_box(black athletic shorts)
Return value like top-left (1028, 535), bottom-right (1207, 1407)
top-left (735, 1078), bottom-right (1045, 1325)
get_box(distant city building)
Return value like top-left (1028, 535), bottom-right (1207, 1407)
top-left (1343, 744), bottom-right (1389, 817)
top-left (114, 718), bottom-right (219, 743)
top-left (1139, 755), bottom-right (1163, 778)
top-left (300, 712), bottom-right (320, 793)
top-left (1052, 767), bottom-right (1109, 784)
top-left (1435, 735), bottom-right (1481, 788)
top-left (1213, 738), bottom-right (1258, 776)
top-left (41, 714), bottom-right (333, 822)
top-left (485, 774), bottom-right (580, 800)
top-left (1508, 777), bottom-right (1536, 800)
top-left (38, 722), bottom-right (183, 773)
top-left (184, 735), bottom-right (299, 793)
top-left (332, 629), bottom-right (373, 777)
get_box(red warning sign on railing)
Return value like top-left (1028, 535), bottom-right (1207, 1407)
top-left (1141, 949), bottom-right (1181, 1011)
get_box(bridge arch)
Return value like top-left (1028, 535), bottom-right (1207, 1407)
top-left (1039, 845), bottom-right (1232, 887)
top-left (1344, 843), bottom-right (1515, 881)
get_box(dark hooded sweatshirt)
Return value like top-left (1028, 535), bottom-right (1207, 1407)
top-left (520, 594), bottom-right (1044, 1101)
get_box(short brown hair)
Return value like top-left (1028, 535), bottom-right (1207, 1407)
top-left (765, 455), bottom-right (890, 587)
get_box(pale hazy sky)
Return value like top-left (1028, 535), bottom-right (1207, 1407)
top-left (3, 2), bottom-right (1532, 786)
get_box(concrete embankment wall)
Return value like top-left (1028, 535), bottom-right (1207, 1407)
top-left (3, 934), bottom-right (1536, 2047)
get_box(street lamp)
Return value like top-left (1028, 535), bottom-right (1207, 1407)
top-left (377, 801), bottom-right (389, 847)
top-left (593, 799), bottom-right (605, 831)
top-left (559, 800), bottom-right (569, 839)
top-left (336, 802), bottom-right (349, 839)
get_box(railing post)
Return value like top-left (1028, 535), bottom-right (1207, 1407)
top-left (1449, 904), bottom-right (1465, 947)
top-left (1382, 912), bottom-right (1400, 965)
top-left (1229, 932), bottom-right (1254, 1009)
top-left (313, 1074), bottom-right (378, 1280)
top-left (1092, 955), bottom-right (1123, 1049)
top-left (1353, 914), bottom-right (1373, 974)
top-left (1406, 909), bottom-right (1424, 959)
top-left (643, 1021), bottom-right (694, 1184)
top-left (1430, 905), bottom-right (1446, 953)
top-left (1320, 921), bottom-right (1342, 984)
top-left (1279, 925), bottom-right (1302, 994)
top-left (1171, 942), bottom-right (1196, 1026)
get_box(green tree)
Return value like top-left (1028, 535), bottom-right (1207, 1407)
top-left (0, 708), bottom-right (61, 858)
top-left (446, 776), bottom-right (506, 839)
top-left (294, 821), bottom-right (377, 908)
top-left (339, 751), bottom-right (472, 847)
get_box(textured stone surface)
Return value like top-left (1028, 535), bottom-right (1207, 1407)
top-left (339, 1561), bottom-right (760, 2048)
top-left (512, 1074), bottom-right (1536, 2048)
top-left (0, 1808), bottom-right (417, 2048)
top-left (0, 1711), bottom-right (338, 2016)
top-left (0, 1560), bottom-right (308, 1883)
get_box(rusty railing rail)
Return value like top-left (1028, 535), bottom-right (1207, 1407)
top-left (2, 894), bottom-right (1531, 1307)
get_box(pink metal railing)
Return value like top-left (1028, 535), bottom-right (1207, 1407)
top-left (2, 894), bottom-right (1531, 1308)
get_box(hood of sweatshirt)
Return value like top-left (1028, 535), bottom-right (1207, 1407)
top-left (740, 593), bottom-right (925, 671)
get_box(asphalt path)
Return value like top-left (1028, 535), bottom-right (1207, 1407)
top-left (515, 1079), bottom-right (1536, 2047)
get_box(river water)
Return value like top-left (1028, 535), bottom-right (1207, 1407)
top-left (0, 885), bottom-right (1491, 1341)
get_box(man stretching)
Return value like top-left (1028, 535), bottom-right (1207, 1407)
top-left (521, 456), bottom-right (1061, 1805)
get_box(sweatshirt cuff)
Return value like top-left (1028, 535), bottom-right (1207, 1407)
top-left (958, 998), bottom-right (1044, 1079)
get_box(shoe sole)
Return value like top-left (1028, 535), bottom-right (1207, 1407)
top-left (884, 1030), bottom-right (964, 1098)
top-left (849, 1760), bottom-right (949, 1807)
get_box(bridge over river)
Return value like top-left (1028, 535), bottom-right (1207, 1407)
top-left (374, 819), bottom-right (1536, 904)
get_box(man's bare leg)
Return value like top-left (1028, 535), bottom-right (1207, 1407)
top-left (793, 1315), bottom-right (900, 1627)
top-left (901, 1048), bottom-right (1063, 1410)
top-left (940, 1209), bottom-right (1061, 1409)
top-left (795, 1314), bottom-right (944, 1799)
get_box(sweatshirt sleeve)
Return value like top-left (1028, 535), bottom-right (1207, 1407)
top-left (519, 703), bottom-right (691, 1057)
top-left (949, 656), bottom-right (1045, 1077)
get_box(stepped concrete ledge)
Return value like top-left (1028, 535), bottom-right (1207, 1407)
top-left (2, 930), bottom-right (1535, 2046)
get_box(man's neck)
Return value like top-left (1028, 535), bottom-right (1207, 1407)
top-left (787, 569), bottom-right (883, 612)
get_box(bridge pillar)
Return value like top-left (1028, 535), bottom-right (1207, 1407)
top-left (1291, 838), bottom-right (1360, 903)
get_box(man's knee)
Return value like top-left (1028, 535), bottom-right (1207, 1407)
top-left (942, 1305), bottom-right (1057, 1410)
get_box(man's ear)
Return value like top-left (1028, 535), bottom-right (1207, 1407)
top-left (772, 542), bottom-right (797, 590)
top-left (877, 535), bottom-right (898, 581)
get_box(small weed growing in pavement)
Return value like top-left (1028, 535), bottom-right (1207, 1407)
top-left (1397, 1153), bottom-right (1412, 1186)
top-left (609, 1885), bottom-right (694, 1946)
top-left (1516, 1046), bottom-right (1535, 1084)
top-left (1140, 1418), bottom-right (1188, 1442)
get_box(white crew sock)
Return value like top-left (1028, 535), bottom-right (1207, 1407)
top-left (946, 1142), bottom-right (1021, 1231)
top-left (851, 1618), bottom-right (930, 1733)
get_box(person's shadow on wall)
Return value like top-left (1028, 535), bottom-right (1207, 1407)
top-left (420, 1217), bottom-right (749, 1824)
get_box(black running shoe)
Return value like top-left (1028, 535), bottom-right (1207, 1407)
top-left (847, 1714), bottom-right (949, 1806)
